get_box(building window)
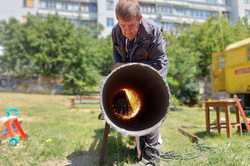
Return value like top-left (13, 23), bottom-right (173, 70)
top-left (23, 0), bottom-right (34, 8)
top-left (175, 8), bottom-right (187, 17)
top-left (0, 46), bottom-right (3, 56)
top-left (245, 10), bottom-right (250, 18)
top-left (80, 4), bottom-right (89, 13)
top-left (89, 3), bottom-right (97, 13)
top-left (56, 2), bottom-right (67, 11)
top-left (207, 0), bottom-right (217, 4)
top-left (106, 0), bottom-right (114, 10)
top-left (161, 22), bottom-right (176, 31)
top-left (248, 48), bottom-right (250, 61)
top-left (219, 56), bottom-right (224, 69)
top-left (55, 2), bottom-right (62, 10)
top-left (68, 2), bottom-right (80, 12)
top-left (140, 4), bottom-right (155, 14)
top-left (39, 0), bottom-right (46, 9)
top-left (46, 0), bottom-right (56, 9)
top-left (106, 18), bottom-right (114, 27)
top-left (157, 5), bottom-right (173, 16)
top-left (244, 0), bottom-right (250, 4)
top-left (191, 9), bottom-right (215, 19)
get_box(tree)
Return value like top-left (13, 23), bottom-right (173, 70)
top-left (89, 35), bottom-right (113, 76)
top-left (164, 15), bottom-right (250, 104)
top-left (0, 18), bottom-right (32, 76)
top-left (62, 28), bottom-right (101, 94)
top-left (0, 14), bottom-right (102, 93)
top-left (164, 32), bottom-right (199, 104)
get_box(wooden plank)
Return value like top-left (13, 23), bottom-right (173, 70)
top-left (178, 128), bottom-right (201, 143)
top-left (69, 96), bottom-right (100, 109)
top-left (224, 105), bottom-right (231, 138)
top-left (205, 103), bottom-right (210, 133)
top-left (216, 108), bottom-right (221, 133)
top-left (235, 107), bottom-right (242, 136)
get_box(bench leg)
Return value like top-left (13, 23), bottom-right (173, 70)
top-left (205, 104), bottom-right (210, 133)
top-left (70, 98), bottom-right (75, 108)
top-left (225, 106), bottom-right (231, 138)
top-left (236, 108), bottom-right (242, 136)
top-left (216, 108), bottom-right (221, 134)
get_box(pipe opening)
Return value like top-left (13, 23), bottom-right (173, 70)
top-left (101, 63), bottom-right (169, 136)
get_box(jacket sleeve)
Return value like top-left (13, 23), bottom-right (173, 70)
top-left (112, 28), bottom-right (122, 63)
top-left (142, 28), bottom-right (168, 77)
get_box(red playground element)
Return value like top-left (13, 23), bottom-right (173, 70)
top-left (235, 97), bottom-right (250, 132)
top-left (0, 116), bottom-right (27, 140)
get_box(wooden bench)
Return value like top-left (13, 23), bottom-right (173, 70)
top-left (205, 99), bottom-right (242, 138)
top-left (69, 96), bottom-right (100, 110)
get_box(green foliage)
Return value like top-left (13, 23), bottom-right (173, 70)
top-left (0, 14), bottom-right (113, 94)
top-left (89, 35), bottom-right (113, 76)
top-left (196, 16), bottom-right (235, 77)
top-left (0, 18), bottom-right (31, 75)
top-left (165, 15), bottom-right (250, 104)
top-left (165, 32), bottom-right (199, 105)
top-left (2, 14), bottom-right (250, 99)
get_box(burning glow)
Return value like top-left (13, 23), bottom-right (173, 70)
top-left (112, 88), bottom-right (141, 120)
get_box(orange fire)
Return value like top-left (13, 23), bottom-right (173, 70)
top-left (112, 88), bottom-right (141, 120)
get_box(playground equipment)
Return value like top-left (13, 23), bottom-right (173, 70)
top-left (235, 97), bottom-right (250, 132)
top-left (0, 107), bottom-right (27, 145)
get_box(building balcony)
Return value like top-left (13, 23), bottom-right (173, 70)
top-left (143, 13), bottom-right (205, 24)
top-left (139, 0), bottom-right (228, 6)
top-left (140, 0), bottom-right (229, 12)
top-left (37, 9), bottom-right (97, 20)
top-left (53, 0), bottom-right (97, 2)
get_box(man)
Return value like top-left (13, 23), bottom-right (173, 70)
top-left (112, 0), bottom-right (168, 165)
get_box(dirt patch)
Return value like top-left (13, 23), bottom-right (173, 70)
top-left (20, 116), bottom-right (44, 123)
top-left (41, 159), bottom-right (70, 166)
top-left (41, 153), bottom-right (98, 166)
top-left (66, 153), bottom-right (99, 166)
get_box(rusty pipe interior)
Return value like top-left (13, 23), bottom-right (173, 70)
top-left (101, 63), bottom-right (169, 136)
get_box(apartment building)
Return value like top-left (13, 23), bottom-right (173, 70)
top-left (230, 0), bottom-right (250, 23)
top-left (0, 0), bottom-right (250, 35)
top-left (139, 0), bottom-right (229, 31)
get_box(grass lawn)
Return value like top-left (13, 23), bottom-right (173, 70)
top-left (0, 92), bottom-right (250, 166)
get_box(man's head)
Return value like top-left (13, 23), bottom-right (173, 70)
top-left (115, 0), bottom-right (142, 40)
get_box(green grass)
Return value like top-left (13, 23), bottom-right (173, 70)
top-left (0, 92), bottom-right (250, 166)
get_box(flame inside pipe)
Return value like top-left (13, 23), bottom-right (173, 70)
top-left (111, 88), bottom-right (141, 120)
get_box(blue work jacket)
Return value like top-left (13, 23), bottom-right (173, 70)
top-left (112, 18), bottom-right (168, 78)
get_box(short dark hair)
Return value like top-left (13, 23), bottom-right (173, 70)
top-left (115, 0), bottom-right (141, 21)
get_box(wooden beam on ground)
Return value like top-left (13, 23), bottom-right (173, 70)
top-left (178, 127), bottom-right (201, 143)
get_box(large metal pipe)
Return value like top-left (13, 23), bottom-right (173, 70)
top-left (100, 63), bottom-right (169, 136)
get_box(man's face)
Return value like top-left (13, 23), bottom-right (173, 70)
top-left (117, 16), bottom-right (141, 40)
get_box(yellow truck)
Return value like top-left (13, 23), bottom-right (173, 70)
top-left (212, 38), bottom-right (250, 115)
